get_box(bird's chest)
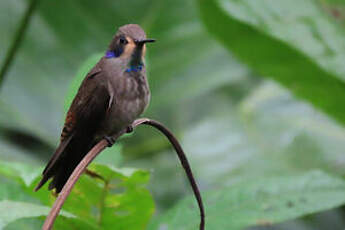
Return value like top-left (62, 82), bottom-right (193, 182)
top-left (104, 75), bottom-right (150, 133)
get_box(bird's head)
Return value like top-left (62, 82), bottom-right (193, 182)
top-left (106, 24), bottom-right (155, 68)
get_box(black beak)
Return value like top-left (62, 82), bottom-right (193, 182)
top-left (135, 39), bottom-right (156, 45)
top-left (130, 39), bottom-right (155, 67)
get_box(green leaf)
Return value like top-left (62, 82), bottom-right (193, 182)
top-left (149, 171), bottom-right (345, 230)
top-left (4, 218), bottom-right (43, 230)
top-left (320, 0), bottom-right (345, 30)
top-left (0, 200), bottom-right (94, 230)
top-left (85, 164), bottom-right (154, 230)
top-left (23, 163), bottom-right (154, 230)
top-left (0, 159), bottom-right (153, 229)
top-left (238, 81), bottom-right (345, 176)
top-left (0, 200), bottom-right (72, 229)
top-left (0, 176), bottom-right (37, 203)
top-left (199, 0), bottom-right (345, 125)
top-left (177, 81), bottom-right (345, 189)
top-left (0, 161), bottom-right (41, 186)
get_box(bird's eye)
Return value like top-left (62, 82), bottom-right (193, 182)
top-left (119, 37), bottom-right (128, 45)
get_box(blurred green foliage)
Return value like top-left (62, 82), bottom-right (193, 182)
top-left (149, 171), bottom-right (345, 230)
top-left (0, 161), bottom-right (154, 229)
top-left (0, 0), bottom-right (345, 229)
top-left (199, 0), bottom-right (345, 125)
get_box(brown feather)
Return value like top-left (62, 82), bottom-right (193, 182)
top-left (35, 67), bottom-right (110, 192)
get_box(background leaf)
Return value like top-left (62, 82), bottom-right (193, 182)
top-left (27, 163), bottom-right (154, 230)
top-left (0, 200), bottom-right (72, 230)
top-left (0, 160), bottom-right (154, 230)
top-left (149, 171), bottom-right (345, 230)
top-left (199, 0), bottom-right (345, 125)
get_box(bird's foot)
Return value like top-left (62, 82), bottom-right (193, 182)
top-left (126, 125), bottom-right (134, 133)
top-left (104, 136), bottom-right (116, 147)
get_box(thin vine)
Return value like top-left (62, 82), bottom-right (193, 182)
top-left (0, 0), bottom-right (40, 87)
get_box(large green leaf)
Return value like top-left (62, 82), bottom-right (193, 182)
top-left (0, 177), bottom-right (36, 203)
top-left (87, 164), bottom-right (154, 230)
top-left (23, 163), bottom-right (154, 230)
top-left (320, 0), bottom-right (345, 30)
top-left (0, 160), bottom-right (154, 229)
top-left (179, 81), bottom-right (345, 187)
top-left (238, 82), bottom-right (345, 176)
top-left (0, 200), bottom-right (95, 230)
top-left (199, 0), bottom-right (345, 125)
top-left (149, 171), bottom-right (345, 230)
top-left (0, 200), bottom-right (72, 230)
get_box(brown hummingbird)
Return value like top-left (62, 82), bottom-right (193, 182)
top-left (35, 24), bottom-right (155, 193)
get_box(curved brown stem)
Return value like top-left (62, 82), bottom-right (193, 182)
top-left (42, 118), bottom-right (205, 230)
top-left (132, 118), bottom-right (205, 230)
top-left (42, 139), bottom-right (108, 230)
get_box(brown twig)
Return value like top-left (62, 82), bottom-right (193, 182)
top-left (0, 0), bottom-right (41, 87)
top-left (42, 139), bottom-right (108, 230)
top-left (42, 118), bottom-right (205, 230)
top-left (133, 118), bottom-right (205, 230)
top-left (85, 168), bottom-right (106, 181)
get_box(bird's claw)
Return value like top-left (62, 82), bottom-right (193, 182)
top-left (126, 125), bottom-right (134, 133)
top-left (104, 136), bottom-right (116, 147)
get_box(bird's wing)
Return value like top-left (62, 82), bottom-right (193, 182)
top-left (36, 65), bottom-right (111, 191)
top-left (59, 66), bottom-right (104, 143)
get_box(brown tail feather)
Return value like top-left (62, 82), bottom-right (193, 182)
top-left (34, 135), bottom-right (74, 192)
top-left (34, 175), bottom-right (50, 191)
top-left (35, 133), bottom-right (93, 193)
top-left (42, 134), bottom-right (75, 175)
top-left (47, 148), bottom-right (90, 193)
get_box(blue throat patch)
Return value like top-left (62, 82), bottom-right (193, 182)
top-left (105, 51), bottom-right (143, 73)
top-left (125, 65), bottom-right (143, 73)
top-left (105, 51), bottom-right (119, 58)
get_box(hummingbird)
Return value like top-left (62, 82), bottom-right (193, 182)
top-left (35, 24), bottom-right (155, 193)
